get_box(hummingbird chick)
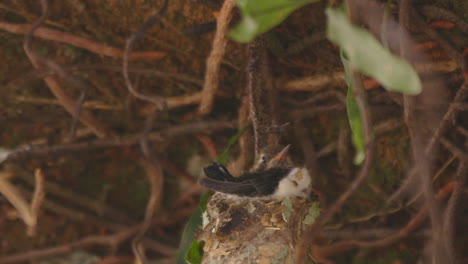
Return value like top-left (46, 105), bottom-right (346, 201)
top-left (200, 145), bottom-right (312, 199)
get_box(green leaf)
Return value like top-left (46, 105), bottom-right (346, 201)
top-left (176, 206), bottom-right (202, 264)
top-left (185, 240), bottom-right (205, 264)
top-left (217, 124), bottom-right (250, 165)
top-left (347, 87), bottom-right (366, 165)
top-left (326, 8), bottom-right (422, 95)
top-left (199, 191), bottom-right (213, 212)
top-left (177, 191), bottom-right (212, 264)
top-left (230, 0), bottom-right (318, 43)
top-left (341, 51), bottom-right (366, 165)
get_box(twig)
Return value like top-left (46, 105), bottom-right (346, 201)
top-left (227, 87), bottom-right (254, 176)
top-left (132, 158), bottom-right (165, 264)
top-left (27, 168), bottom-right (45, 236)
top-left (440, 138), bottom-right (468, 161)
top-left (123, 0), bottom-right (169, 109)
top-left (198, 0), bottom-right (237, 115)
top-left (2, 182), bottom-right (188, 261)
top-left (284, 31), bottom-right (326, 56)
top-left (282, 72), bottom-right (346, 92)
top-left (294, 121), bottom-right (319, 181)
top-left (0, 226), bottom-right (140, 264)
top-left (22, 0), bottom-right (109, 138)
top-left (420, 5), bottom-right (468, 34)
top-left (172, 184), bottom-right (205, 208)
top-left (0, 172), bottom-right (36, 231)
top-left (400, 0), bottom-right (453, 262)
top-left (16, 170), bottom-right (135, 225)
top-left (291, 101), bottom-right (346, 119)
top-left (296, 68), bottom-right (375, 263)
top-left (426, 81), bottom-right (468, 154)
top-left (282, 59), bottom-right (457, 92)
top-left (311, 181), bottom-right (455, 262)
top-left (283, 90), bottom-right (346, 106)
top-left (195, 135), bottom-right (218, 159)
top-left (443, 163), bottom-right (467, 262)
top-left (15, 96), bottom-right (122, 111)
top-left (3, 119), bottom-right (236, 163)
top-left (77, 65), bottom-right (203, 86)
top-left (0, 22), bottom-right (166, 60)
top-left (350, 152), bottom-right (455, 225)
top-left (456, 125), bottom-right (468, 138)
top-left (411, 7), bottom-right (463, 68)
top-left (160, 158), bottom-right (196, 184)
top-left (16, 90), bottom-right (226, 113)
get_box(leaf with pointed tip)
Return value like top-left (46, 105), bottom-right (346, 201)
top-left (326, 8), bottom-right (421, 95)
top-left (341, 51), bottom-right (366, 165)
top-left (230, 0), bottom-right (318, 43)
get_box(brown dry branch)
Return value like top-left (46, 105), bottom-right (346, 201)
top-left (294, 121), bottom-right (320, 181)
top-left (0, 169), bottom-right (45, 236)
top-left (297, 1), bottom-right (390, 262)
top-left (172, 184), bottom-right (205, 208)
top-left (337, 122), bottom-right (352, 179)
top-left (0, 173), bottom-right (190, 263)
top-left (291, 103), bottom-right (346, 120)
top-left (0, 22), bottom-right (166, 60)
top-left (122, 0), bottom-right (169, 109)
top-left (347, 151), bottom-right (454, 225)
top-left (443, 162), bottom-right (467, 262)
top-left (282, 72), bottom-right (346, 92)
top-left (132, 158), bottom-right (165, 264)
top-left (440, 137), bottom-right (468, 161)
top-left (391, 56), bottom-right (467, 208)
top-left (226, 87), bottom-right (253, 176)
top-left (0, 226), bottom-right (140, 264)
top-left (23, 68), bottom-right (109, 137)
top-left (22, 0), bottom-right (110, 139)
top-left (198, 0), bottom-right (237, 115)
top-left (17, 90), bottom-right (221, 113)
top-left (160, 158), bottom-right (197, 184)
top-left (131, 103), bottom-right (166, 263)
top-left (14, 186), bottom-right (126, 231)
top-left (400, 0), bottom-right (453, 262)
top-left (456, 126), bottom-right (468, 138)
top-left (27, 168), bottom-right (45, 236)
top-left (427, 81), bottom-right (468, 154)
top-left (312, 181), bottom-right (455, 263)
top-left (66, 64), bottom-right (203, 86)
top-left (15, 96), bottom-right (122, 111)
top-left (5, 65), bottom-right (203, 105)
top-left (284, 90), bottom-right (346, 106)
top-left (296, 70), bottom-right (375, 263)
top-left (412, 7), bottom-right (463, 68)
top-left (3, 119), bottom-right (235, 162)
top-left (195, 135), bottom-right (218, 159)
top-left (282, 59), bottom-right (457, 92)
top-left (420, 5), bottom-right (468, 34)
top-left (0, 172), bottom-right (36, 233)
top-left (15, 170), bottom-right (135, 225)
top-left (284, 31), bottom-right (326, 56)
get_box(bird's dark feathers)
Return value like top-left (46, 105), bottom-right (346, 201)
top-left (200, 163), bottom-right (292, 197)
top-left (203, 162), bottom-right (236, 181)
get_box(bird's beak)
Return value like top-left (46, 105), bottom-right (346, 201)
top-left (271, 144), bottom-right (291, 162)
